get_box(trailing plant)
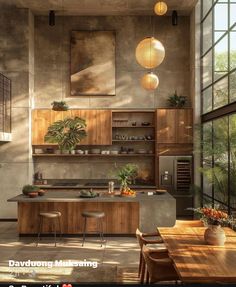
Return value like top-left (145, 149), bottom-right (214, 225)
top-left (167, 90), bottom-right (186, 107)
top-left (44, 117), bottom-right (87, 152)
top-left (51, 101), bottom-right (69, 111)
top-left (22, 185), bottom-right (40, 195)
top-left (116, 164), bottom-right (138, 191)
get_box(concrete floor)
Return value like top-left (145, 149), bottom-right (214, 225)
top-left (0, 222), bottom-right (140, 283)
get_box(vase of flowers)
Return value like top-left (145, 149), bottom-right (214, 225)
top-left (190, 206), bottom-right (234, 246)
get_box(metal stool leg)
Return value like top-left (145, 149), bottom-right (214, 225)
top-left (58, 217), bottom-right (62, 240)
top-left (99, 218), bottom-right (104, 247)
top-left (53, 219), bottom-right (57, 247)
top-left (37, 216), bottom-right (42, 246)
top-left (82, 217), bottom-right (87, 246)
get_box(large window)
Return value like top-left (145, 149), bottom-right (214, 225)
top-left (201, 0), bottom-right (236, 216)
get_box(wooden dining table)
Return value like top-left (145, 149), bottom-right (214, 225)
top-left (158, 226), bottom-right (236, 283)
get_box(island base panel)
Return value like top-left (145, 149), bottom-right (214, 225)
top-left (18, 202), bottom-right (139, 235)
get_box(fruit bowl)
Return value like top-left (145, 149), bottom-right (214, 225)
top-left (121, 193), bottom-right (136, 198)
top-left (120, 188), bottom-right (136, 198)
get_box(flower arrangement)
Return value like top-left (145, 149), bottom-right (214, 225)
top-left (189, 205), bottom-right (234, 226)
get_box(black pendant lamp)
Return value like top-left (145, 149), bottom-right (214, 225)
top-left (172, 10), bottom-right (178, 26)
top-left (49, 10), bottom-right (55, 26)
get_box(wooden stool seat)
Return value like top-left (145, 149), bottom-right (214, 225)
top-left (39, 211), bottom-right (62, 218)
top-left (82, 211), bottom-right (105, 218)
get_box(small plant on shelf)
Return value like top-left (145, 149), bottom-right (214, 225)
top-left (51, 101), bottom-right (69, 111)
top-left (116, 164), bottom-right (138, 197)
top-left (44, 117), bottom-right (87, 153)
top-left (167, 90), bottom-right (186, 108)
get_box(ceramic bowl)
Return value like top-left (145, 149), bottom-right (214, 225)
top-left (28, 192), bottom-right (38, 198)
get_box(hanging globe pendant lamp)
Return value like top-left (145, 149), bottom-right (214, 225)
top-left (154, 2), bottom-right (168, 16)
top-left (141, 72), bottom-right (159, 91)
top-left (135, 37), bottom-right (165, 69)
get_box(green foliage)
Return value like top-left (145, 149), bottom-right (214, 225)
top-left (195, 115), bottom-right (236, 205)
top-left (51, 101), bottom-right (69, 111)
top-left (22, 185), bottom-right (40, 195)
top-left (44, 117), bottom-right (87, 151)
top-left (116, 164), bottom-right (138, 189)
top-left (167, 91), bottom-right (186, 107)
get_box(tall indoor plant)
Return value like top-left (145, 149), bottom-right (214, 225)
top-left (44, 116), bottom-right (87, 153)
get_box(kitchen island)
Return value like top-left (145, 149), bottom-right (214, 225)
top-left (8, 190), bottom-right (176, 235)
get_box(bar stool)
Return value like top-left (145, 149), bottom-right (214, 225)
top-left (81, 211), bottom-right (105, 247)
top-left (37, 211), bottom-right (62, 247)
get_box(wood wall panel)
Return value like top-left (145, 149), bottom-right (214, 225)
top-left (18, 202), bottom-right (139, 234)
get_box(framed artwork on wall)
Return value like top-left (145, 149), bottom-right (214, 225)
top-left (70, 31), bottom-right (116, 96)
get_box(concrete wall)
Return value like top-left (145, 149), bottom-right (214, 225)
top-left (34, 15), bottom-right (191, 109)
top-left (0, 4), bottom-right (34, 218)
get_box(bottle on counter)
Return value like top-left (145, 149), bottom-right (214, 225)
top-left (108, 181), bottom-right (114, 194)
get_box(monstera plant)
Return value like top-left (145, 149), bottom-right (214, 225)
top-left (44, 117), bottom-right (87, 152)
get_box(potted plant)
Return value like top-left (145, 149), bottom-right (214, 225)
top-left (167, 91), bottom-right (186, 107)
top-left (51, 101), bottom-right (69, 111)
top-left (116, 164), bottom-right (138, 197)
top-left (44, 117), bottom-right (87, 153)
top-left (189, 205), bottom-right (234, 246)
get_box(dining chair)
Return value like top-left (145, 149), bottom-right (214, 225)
top-left (142, 245), bottom-right (180, 284)
top-left (136, 228), bottom-right (167, 283)
top-left (174, 219), bottom-right (204, 227)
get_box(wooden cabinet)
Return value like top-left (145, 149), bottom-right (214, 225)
top-left (176, 109), bottom-right (193, 144)
top-left (156, 108), bottom-right (193, 144)
top-left (156, 109), bottom-right (176, 143)
top-left (32, 109), bottom-right (112, 146)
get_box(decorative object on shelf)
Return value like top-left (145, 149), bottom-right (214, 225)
top-left (135, 37), bottom-right (165, 69)
top-left (49, 10), bottom-right (55, 26)
top-left (22, 185), bottom-right (40, 196)
top-left (172, 10), bottom-right (178, 26)
top-left (51, 101), bottom-right (69, 111)
top-left (141, 72), bottom-right (159, 91)
top-left (167, 91), bottom-right (186, 107)
top-left (44, 116), bottom-right (87, 153)
top-left (70, 31), bottom-right (115, 96)
top-left (116, 163), bottom-right (138, 194)
top-left (190, 205), bottom-right (234, 246)
top-left (154, 1), bottom-right (168, 16)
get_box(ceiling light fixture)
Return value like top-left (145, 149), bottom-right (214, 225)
top-left (154, 1), bottom-right (168, 16)
top-left (141, 72), bottom-right (159, 91)
top-left (135, 37), bottom-right (165, 69)
top-left (49, 10), bottom-right (55, 26)
top-left (172, 10), bottom-right (178, 26)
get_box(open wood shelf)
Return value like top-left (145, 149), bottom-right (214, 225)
top-left (32, 154), bottom-right (155, 157)
top-left (112, 140), bottom-right (155, 142)
top-left (112, 126), bottom-right (155, 128)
